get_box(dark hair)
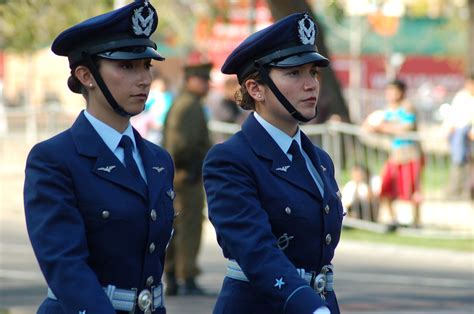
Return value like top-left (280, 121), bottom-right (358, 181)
top-left (353, 163), bottom-right (371, 178)
top-left (388, 79), bottom-right (407, 94)
top-left (235, 72), bottom-right (263, 111)
top-left (67, 57), bottom-right (101, 96)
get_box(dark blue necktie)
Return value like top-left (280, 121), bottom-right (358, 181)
top-left (119, 135), bottom-right (143, 180)
top-left (288, 140), bottom-right (317, 191)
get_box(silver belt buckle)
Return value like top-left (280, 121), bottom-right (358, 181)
top-left (314, 272), bottom-right (327, 294)
top-left (138, 289), bottom-right (153, 314)
top-left (313, 265), bottom-right (332, 300)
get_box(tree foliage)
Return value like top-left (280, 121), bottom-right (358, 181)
top-left (0, 0), bottom-right (113, 52)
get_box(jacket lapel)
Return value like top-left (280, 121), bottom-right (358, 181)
top-left (135, 130), bottom-right (166, 205)
top-left (301, 133), bottom-right (327, 200)
top-left (70, 111), bottom-right (147, 199)
top-left (242, 114), bottom-right (320, 198)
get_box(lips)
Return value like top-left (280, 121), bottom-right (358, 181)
top-left (131, 93), bottom-right (148, 100)
top-left (303, 96), bottom-right (317, 102)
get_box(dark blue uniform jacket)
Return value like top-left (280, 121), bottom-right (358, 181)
top-left (24, 112), bottom-right (175, 314)
top-left (203, 113), bottom-right (342, 314)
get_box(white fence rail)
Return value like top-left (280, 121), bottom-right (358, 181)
top-left (0, 108), bottom-right (465, 203)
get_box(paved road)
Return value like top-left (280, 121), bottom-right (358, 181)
top-left (1, 209), bottom-right (473, 314)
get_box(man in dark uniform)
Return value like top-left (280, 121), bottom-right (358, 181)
top-left (162, 53), bottom-right (212, 295)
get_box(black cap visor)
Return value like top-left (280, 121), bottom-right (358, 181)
top-left (270, 51), bottom-right (329, 68)
top-left (98, 46), bottom-right (164, 61)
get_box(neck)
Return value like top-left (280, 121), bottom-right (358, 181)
top-left (86, 106), bottom-right (130, 133)
top-left (256, 110), bottom-right (298, 137)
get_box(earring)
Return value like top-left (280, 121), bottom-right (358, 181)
top-left (257, 94), bottom-right (262, 99)
top-left (89, 83), bottom-right (93, 87)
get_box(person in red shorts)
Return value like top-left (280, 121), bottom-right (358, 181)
top-left (364, 79), bottom-right (423, 229)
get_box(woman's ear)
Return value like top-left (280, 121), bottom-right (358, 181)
top-left (74, 66), bottom-right (95, 88)
top-left (244, 79), bottom-right (264, 102)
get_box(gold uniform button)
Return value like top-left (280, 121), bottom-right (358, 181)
top-left (324, 205), bottom-right (330, 214)
top-left (150, 209), bottom-right (157, 221)
top-left (101, 211), bottom-right (110, 219)
top-left (325, 234), bottom-right (332, 245)
top-left (285, 207), bottom-right (292, 215)
top-left (149, 243), bottom-right (156, 254)
top-left (146, 276), bottom-right (154, 287)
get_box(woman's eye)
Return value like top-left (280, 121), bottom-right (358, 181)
top-left (310, 69), bottom-right (319, 77)
top-left (120, 62), bottom-right (132, 69)
top-left (287, 70), bottom-right (299, 76)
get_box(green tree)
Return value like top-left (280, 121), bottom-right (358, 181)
top-left (0, 0), bottom-right (113, 52)
top-left (469, 0), bottom-right (473, 74)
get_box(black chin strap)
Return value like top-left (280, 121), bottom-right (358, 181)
top-left (83, 53), bottom-right (142, 117)
top-left (256, 64), bottom-right (317, 123)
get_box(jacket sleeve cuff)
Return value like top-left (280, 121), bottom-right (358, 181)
top-left (283, 285), bottom-right (326, 313)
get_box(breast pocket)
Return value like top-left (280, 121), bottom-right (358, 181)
top-left (82, 205), bottom-right (129, 233)
top-left (81, 203), bottom-right (147, 259)
top-left (265, 199), bottom-right (315, 238)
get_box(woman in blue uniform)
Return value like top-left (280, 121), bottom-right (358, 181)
top-left (203, 13), bottom-right (343, 314)
top-left (23, 1), bottom-right (175, 313)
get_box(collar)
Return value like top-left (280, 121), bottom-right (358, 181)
top-left (84, 110), bottom-right (136, 152)
top-left (253, 112), bottom-right (301, 155)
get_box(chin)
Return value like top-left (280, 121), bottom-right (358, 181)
top-left (301, 108), bottom-right (317, 120)
top-left (129, 104), bottom-right (146, 115)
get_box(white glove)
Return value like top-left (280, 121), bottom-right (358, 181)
top-left (313, 306), bottom-right (330, 314)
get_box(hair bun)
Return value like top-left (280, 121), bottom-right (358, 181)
top-left (67, 75), bottom-right (83, 94)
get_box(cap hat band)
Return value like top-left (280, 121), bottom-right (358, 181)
top-left (68, 37), bottom-right (157, 66)
top-left (256, 45), bottom-right (316, 66)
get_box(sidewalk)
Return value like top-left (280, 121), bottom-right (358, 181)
top-left (376, 199), bottom-right (473, 235)
top-left (4, 220), bottom-right (473, 314)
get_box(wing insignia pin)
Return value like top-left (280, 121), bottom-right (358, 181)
top-left (97, 165), bottom-right (116, 173)
top-left (276, 165), bottom-right (291, 172)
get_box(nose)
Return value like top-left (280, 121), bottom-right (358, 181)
top-left (138, 68), bottom-right (152, 87)
top-left (303, 74), bottom-right (317, 91)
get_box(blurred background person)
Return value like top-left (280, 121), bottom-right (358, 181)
top-left (341, 163), bottom-right (380, 222)
top-left (443, 73), bottom-right (474, 199)
top-left (212, 76), bottom-right (246, 124)
top-left (131, 70), bottom-right (173, 145)
top-left (162, 51), bottom-right (213, 296)
top-left (363, 79), bottom-right (423, 229)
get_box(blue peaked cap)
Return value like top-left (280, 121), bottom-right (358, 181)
top-left (52, 0), bottom-right (164, 67)
top-left (221, 12), bottom-right (329, 83)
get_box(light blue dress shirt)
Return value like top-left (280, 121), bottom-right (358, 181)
top-left (84, 110), bottom-right (147, 182)
top-left (254, 112), bottom-right (324, 196)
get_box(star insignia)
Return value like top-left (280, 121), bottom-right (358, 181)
top-left (274, 277), bottom-right (285, 289)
